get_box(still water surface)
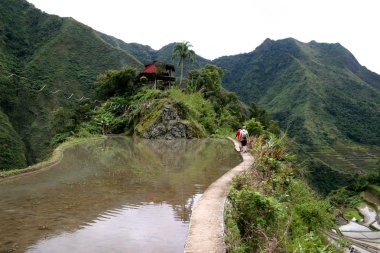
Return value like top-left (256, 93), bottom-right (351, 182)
top-left (0, 137), bottom-right (241, 253)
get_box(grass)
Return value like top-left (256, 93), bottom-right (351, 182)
top-left (343, 209), bottom-right (363, 220)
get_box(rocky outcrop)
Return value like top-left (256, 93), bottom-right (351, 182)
top-left (143, 104), bottom-right (194, 140)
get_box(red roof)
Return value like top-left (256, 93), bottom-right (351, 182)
top-left (140, 61), bottom-right (175, 74)
top-left (141, 63), bottom-right (156, 74)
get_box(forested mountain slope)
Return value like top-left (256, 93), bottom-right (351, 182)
top-left (214, 38), bottom-right (380, 149)
top-left (1, 0), bottom-right (379, 183)
top-left (213, 38), bottom-right (380, 192)
top-left (0, 0), bottom-right (214, 169)
top-left (0, 0), bottom-right (143, 168)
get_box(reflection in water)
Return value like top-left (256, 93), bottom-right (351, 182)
top-left (0, 137), bottom-right (241, 253)
top-left (27, 203), bottom-right (193, 253)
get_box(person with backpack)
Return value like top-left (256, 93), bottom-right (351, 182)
top-left (240, 126), bottom-right (249, 153)
top-left (235, 127), bottom-right (242, 152)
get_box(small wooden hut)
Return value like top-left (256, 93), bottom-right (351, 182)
top-left (138, 61), bottom-right (175, 89)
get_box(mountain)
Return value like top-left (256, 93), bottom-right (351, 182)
top-left (213, 38), bottom-right (380, 192)
top-left (0, 0), bottom-right (145, 169)
top-left (2, 0), bottom-right (379, 185)
top-left (214, 38), bottom-right (380, 147)
top-left (0, 0), bottom-right (211, 170)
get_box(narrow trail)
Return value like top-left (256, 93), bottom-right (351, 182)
top-left (184, 137), bottom-right (254, 253)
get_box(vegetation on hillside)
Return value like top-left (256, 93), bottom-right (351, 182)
top-left (225, 135), bottom-right (338, 252)
top-left (42, 52), bottom-right (339, 251)
top-left (1, 5), bottom-right (377, 239)
top-left (0, 0), bottom-right (145, 169)
top-left (2, 17), bottom-right (372, 250)
top-left (215, 38), bottom-right (380, 149)
top-left (0, 0), bottom-right (210, 170)
top-left (47, 64), bottom-right (248, 148)
top-left (0, 109), bottom-right (26, 169)
top-left (214, 37), bottom-right (380, 196)
top-left (172, 41), bottom-right (195, 87)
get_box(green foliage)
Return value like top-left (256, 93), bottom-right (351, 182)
top-left (122, 89), bottom-right (166, 134)
top-left (225, 135), bottom-right (337, 252)
top-left (94, 111), bottom-right (125, 135)
top-left (229, 187), bottom-right (286, 235)
top-left (51, 107), bottom-right (76, 135)
top-left (248, 102), bottom-right (281, 135)
top-left (0, 109), bottom-right (26, 170)
top-left (0, 0), bottom-right (145, 167)
top-left (95, 66), bottom-right (140, 100)
top-left (305, 159), bottom-right (356, 195)
top-left (186, 65), bottom-right (247, 130)
top-left (172, 41), bottom-right (196, 86)
top-left (79, 96), bottom-right (130, 136)
top-left (327, 187), bottom-right (363, 208)
top-left (290, 231), bottom-right (336, 253)
top-left (167, 88), bottom-right (217, 133)
top-left (127, 88), bottom-right (210, 138)
top-left (289, 180), bottom-right (333, 234)
top-left (187, 64), bottom-right (223, 95)
top-left (326, 92), bottom-right (380, 145)
top-left (224, 214), bottom-right (250, 253)
top-left (172, 41), bottom-right (196, 67)
top-left (214, 38), bottom-right (380, 192)
top-left (244, 118), bottom-right (264, 137)
top-left (75, 63), bottom-right (247, 140)
top-left (49, 102), bottom-right (96, 147)
top-left (343, 209), bottom-right (363, 221)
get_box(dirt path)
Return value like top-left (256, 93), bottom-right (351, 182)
top-left (184, 137), bottom-right (254, 253)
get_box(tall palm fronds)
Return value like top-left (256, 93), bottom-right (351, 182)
top-left (172, 41), bottom-right (195, 87)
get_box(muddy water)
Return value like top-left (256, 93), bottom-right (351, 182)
top-left (0, 137), bottom-right (241, 253)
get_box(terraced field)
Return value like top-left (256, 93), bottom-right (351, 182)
top-left (310, 144), bottom-right (380, 173)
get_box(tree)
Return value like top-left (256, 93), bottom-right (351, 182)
top-left (95, 66), bottom-right (138, 100)
top-left (172, 41), bottom-right (195, 87)
top-left (244, 118), bottom-right (264, 136)
top-left (187, 64), bottom-right (223, 95)
top-left (248, 102), bottom-right (281, 135)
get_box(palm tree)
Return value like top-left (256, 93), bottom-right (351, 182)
top-left (172, 41), bottom-right (195, 87)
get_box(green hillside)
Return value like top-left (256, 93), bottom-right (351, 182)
top-left (1, 0), bottom-right (379, 189)
top-left (215, 38), bottom-right (380, 147)
top-left (214, 38), bottom-right (380, 192)
top-left (0, 0), bottom-right (144, 169)
top-left (0, 0), bottom-right (208, 169)
top-left (0, 109), bottom-right (26, 169)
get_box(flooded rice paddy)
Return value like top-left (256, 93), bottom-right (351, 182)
top-left (0, 137), bottom-right (241, 253)
top-left (337, 191), bottom-right (380, 252)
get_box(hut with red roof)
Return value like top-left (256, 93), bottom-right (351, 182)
top-left (139, 61), bottom-right (175, 89)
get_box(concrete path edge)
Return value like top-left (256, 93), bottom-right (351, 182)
top-left (184, 137), bottom-right (254, 253)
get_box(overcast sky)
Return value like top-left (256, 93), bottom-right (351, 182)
top-left (26, 0), bottom-right (380, 74)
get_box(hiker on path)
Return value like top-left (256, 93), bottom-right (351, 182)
top-left (240, 126), bottom-right (249, 153)
top-left (235, 128), bottom-right (242, 152)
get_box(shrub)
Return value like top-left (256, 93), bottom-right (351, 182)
top-left (244, 118), bottom-right (264, 137)
top-left (225, 135), bottom-right (337, 252)
top-left (289, 231), bottom-right (336, 253)
top-left (95, 66), bottom-right (140, 99)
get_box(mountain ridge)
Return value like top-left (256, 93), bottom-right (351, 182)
top-left (214, 37), bottom-right (380, 146)
top-left (1, 0), bottom-right (146, 168)
top-left (1, 0), bottom-right (379, 176)
top-left (213, 37), bottom-right (380, 192)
